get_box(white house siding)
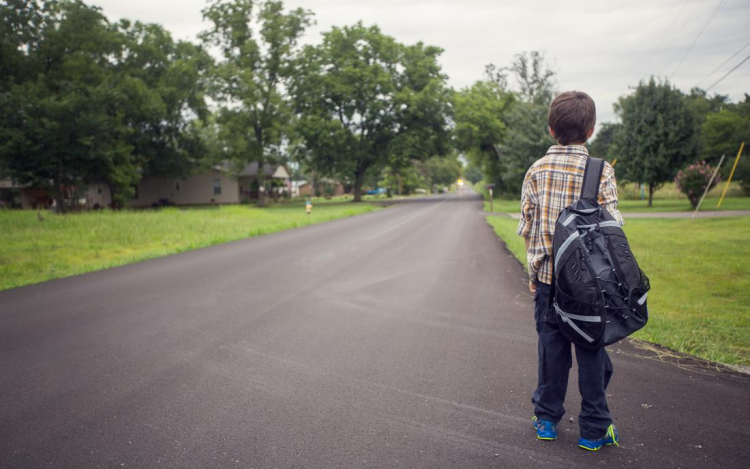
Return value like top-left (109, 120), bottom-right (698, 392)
top-left (85, 183), bottom-right (112, 209)
top-left (129, 171), bottom-right (239, 207)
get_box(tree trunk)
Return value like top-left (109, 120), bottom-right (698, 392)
top-left (54, 159), bottom-right (65, 214)
top-left (648, 182), bottom-right (654, 207)
top-left (353, 175), bottom-right (364, 202)
top-left (257, 178), bottom-right (266, 207)
top-left (398, 174), bottom-right (403, 196)
top-left (106, 181), bottom-right (117, 210)
top-left (54, 192), bottom-right (65, 214)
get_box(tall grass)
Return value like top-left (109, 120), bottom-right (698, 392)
top-left (0, 202), bottom-right (381, 291)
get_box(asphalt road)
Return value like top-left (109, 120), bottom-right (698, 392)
top-left (1, 191), bottom-right (748, 469)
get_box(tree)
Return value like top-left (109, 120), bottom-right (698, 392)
top-left (611, 77), bottom-right (701, 206)
top-left (0, 1), bottom-right (212, 210)
top-left (507, 51), bottom-right (556, 106)
top-left (453, 77), bottom-right (514, 193)
top-left (292, 23), bottom-right (452, 202)
top-left (464, 163), bottom-right (482, 184)
top-left (702, 109), bottom-right (750, 162)
top-left (415, 154), bottom-right (462, 190)
top-left (496, 100), bottom-right (555, 196)
top-left (0, 0), bottom-right (48, 92)
top-left (113, 20), bottom-right (213, 183)
top-left (588, 122), bottom-right (621, 161)
top-left (378, 164), bottom-right (425, 195)
top-left (497, 52), bottom-right (557, 196)
top-left (0, 0), bottom-right (132, 212)
top-left (453, 52), bottom-right (557, 197)
top-left (686, 87), bottom-right (730, 126)
top-left (201, 0), bottom-right (312, 205)
top-left (702, 109), bottom-right (750, 195)
top-left (736, 94), bottom-right (750, 120)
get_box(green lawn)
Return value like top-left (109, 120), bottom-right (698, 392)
top-left (476, 181), bottom-right (750, 214)
top-left (484, 197), bottom-right (750, 214)
top-left (0, 202), bottom-right (382, 291)
top-left (487, 215), bottom-right (750, 366)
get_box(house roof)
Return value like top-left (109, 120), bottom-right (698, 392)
top-left (214, 161), bottom-right (289, 179)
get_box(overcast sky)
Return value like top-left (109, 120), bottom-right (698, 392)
top-left (91, 0), bottom-right (750, 126)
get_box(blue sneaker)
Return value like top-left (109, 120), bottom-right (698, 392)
top-left (578, 424), bottom-right (620, 451)
top-left (531, 416), bottom-right (557, 441)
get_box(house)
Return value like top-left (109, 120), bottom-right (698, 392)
top-left (0, 178), bottom-right (36, 208)
top-left (129, 162), bottom-right (291, 208)
top-left (2, 162), bottom-right (291, 209)
top-left (295, 178), bottom-right (347, 198)
top-left (0, 178), bottom-right (111, 210)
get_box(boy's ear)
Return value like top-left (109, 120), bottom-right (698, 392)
top-left (548, 127), bottom-right (556, 139)
top-left (586, 126), bottom-right (595, 139)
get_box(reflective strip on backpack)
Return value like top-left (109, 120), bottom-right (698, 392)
top-left (559, 311), bottom-right (601, 322)
top-left (554, 303), bottom-right (595, 343)
top-left (562, 214), bottom-right (577, 226)
top-left (598, 220), bottom-right (621, 228)
top-left (637, 292), bottom-right (648, 305)
top-left (554, 231), bottom-right (580, 269)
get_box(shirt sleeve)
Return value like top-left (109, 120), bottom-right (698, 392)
top-left (599, 162), bottom-right (624, 226)
top-left (516, 169), bottom-right (537, 237)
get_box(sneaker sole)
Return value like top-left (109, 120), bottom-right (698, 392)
top-left (578, 441), bottom-right (617, 451)
top-left (578, 429), bottom-right (619, 451)
top-left (578, 443), bottom-right (602, 451)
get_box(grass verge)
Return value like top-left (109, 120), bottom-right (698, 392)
top-left (486, 214), bottom-right (750, 366)
top-left (487, 216), bottom-right (526, 270)
top-left (476, 181), bottom-right (750, 214)
top-left (482, 196), bottom-right (750, 214)
top-left (0, 202), bottom-right (382, 291)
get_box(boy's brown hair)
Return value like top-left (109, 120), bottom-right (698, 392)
top-left (548, 91), bottom-right (596, 145)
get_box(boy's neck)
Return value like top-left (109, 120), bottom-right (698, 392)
top-left (556, 141), bottom-right (587, 146)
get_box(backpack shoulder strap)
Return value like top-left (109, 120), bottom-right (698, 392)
top-left (580, 157), bottom-right (604, 200)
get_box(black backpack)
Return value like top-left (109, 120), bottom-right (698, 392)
top-left (551, 157), bottom-right (650, 349)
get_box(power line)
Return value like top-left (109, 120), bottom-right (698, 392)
top-left (696, 39), bottom-right (750, 86)
top-left (705, 52), bottom-right (750, 91)
top-left (659, 0), bottom-right (704, 65)
top-left (670, 0), bottom-right (727, 79)
top-left (639, 0), bottom-right (691, 79)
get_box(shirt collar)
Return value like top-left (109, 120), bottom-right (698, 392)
top-left (546, 144), bottom-right (589, 156)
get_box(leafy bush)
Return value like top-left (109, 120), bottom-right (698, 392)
top-left (674, 161), bottom-right (721, 208)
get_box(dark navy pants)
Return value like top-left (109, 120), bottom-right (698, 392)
top-left (532, 282), bottom-right (614, 439)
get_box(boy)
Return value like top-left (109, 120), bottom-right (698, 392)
top-left (516, 91), bottom-right (624, 451)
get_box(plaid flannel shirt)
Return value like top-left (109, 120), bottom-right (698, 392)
top-left (516, 144), bottom-right (624, 285)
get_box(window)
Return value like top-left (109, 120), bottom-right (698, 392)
top-left (213, 178), bottom-right (221, 195)
top-left (175, 180), bottom-right (181, 191)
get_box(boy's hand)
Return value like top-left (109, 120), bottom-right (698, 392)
top-left (529, 280), bottom-right (537, 294)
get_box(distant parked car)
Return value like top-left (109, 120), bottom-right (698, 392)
top-left (414, 188), bottom-right (427, 194)
top-left (365, 188), bottom-right (386, 195)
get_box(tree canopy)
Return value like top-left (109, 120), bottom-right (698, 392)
top-left (201, 0), bottom-right (312, 205)
top-left (0, 0), bottom-right (211, 210)
top-left (291, 23), bottom-right (452, 201)
top-left (611, 77), bottom-right (701, 206)
top-left (454, 52), bottom-right (556, 197)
